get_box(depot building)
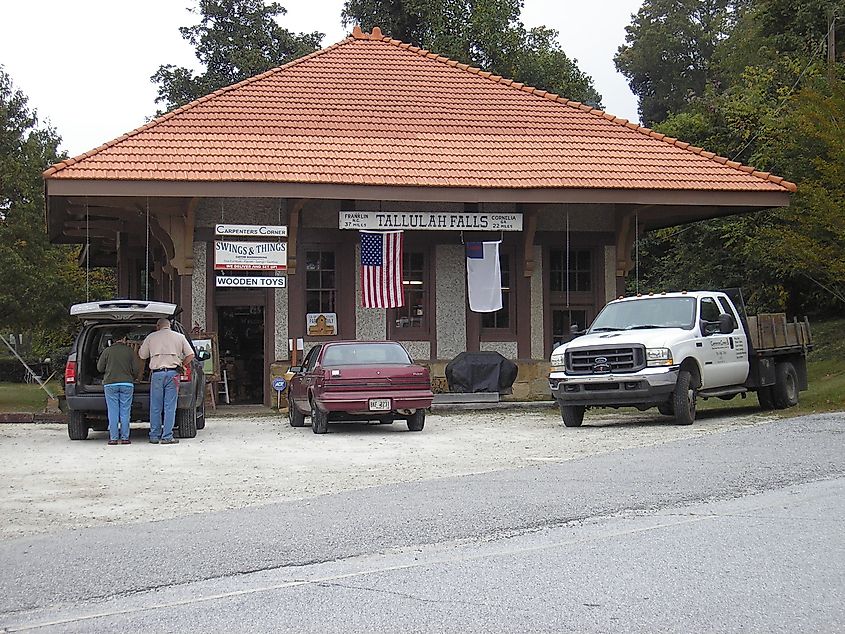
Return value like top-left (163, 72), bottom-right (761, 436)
top-left (43, 26), bottom-right (795, 405)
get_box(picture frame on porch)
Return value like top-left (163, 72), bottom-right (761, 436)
top-left (191, 332), bottom-right (220, 382)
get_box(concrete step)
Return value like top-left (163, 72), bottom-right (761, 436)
top-left (432, 392), bottom-right (500, 405)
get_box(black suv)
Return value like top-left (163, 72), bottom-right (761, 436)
top-left (64, 300), bottom-right (208, 440)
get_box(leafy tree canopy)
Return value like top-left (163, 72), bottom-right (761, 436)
top-left (614, 0), bottom-right (747, 126)
top-left (0, 67), bottom-right (113, 346)
top-left (152, 0), bottom-right (323, 112)
top-left (341, 0), bottom-right (602, 106)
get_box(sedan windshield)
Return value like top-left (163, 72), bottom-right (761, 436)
top-left (589, 297), bottom-right (697, 332)
top-left (321, 343), bottom-right (411, 366)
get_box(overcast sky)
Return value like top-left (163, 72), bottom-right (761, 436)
top-left (1, 0), bottom-right (643, 158)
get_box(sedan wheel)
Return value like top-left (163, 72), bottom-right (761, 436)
top-left (406, 409), bottom-right (425, 432)
top-left (311, 402), bottom-right (329, 434)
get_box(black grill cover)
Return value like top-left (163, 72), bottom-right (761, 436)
top-left (445, 351), bottom-right (518, 394)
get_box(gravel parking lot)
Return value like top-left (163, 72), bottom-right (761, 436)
top-left (0, 405), bottom-right (778, 540)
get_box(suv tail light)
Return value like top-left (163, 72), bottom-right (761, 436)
top-left (65, 360), bottom-right (76, 384)
top-left (179, 364), bottom-right (191, 382)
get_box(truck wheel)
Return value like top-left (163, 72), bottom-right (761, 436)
top-left (67, 411), bottom-right (88, 440)
top-left (406, 409), bottom-right (425, 432)
top-left (772, 362), bottom-right (799, 409)
top-left (673, 370), bottom-right (696, 426)
top-left (196, 401), bottom-right (206, 430)
top-left (311, 402), bottom-right (329, 434)
top-left (559, 402), bottom-right (585, 427)
top-left (757, 386), bottom-right (775, 410)
top-left (657, 402), bottom-right (674, 416)
top-left (289, 401), bottom-right (305, 427)
top-left (176, 407), bottom-right (198, 439)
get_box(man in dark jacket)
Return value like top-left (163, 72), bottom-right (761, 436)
top-left (97, 328), bottom-right (142, 445)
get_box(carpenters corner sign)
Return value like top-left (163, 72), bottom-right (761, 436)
top-left (339, 211), bottom-right (523, 231)
top-left (215, 224), bottom-right (287, 237)
top-left (214, 241), bottom-right (287, 270)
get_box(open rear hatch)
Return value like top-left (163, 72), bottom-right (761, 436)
top-left (70, 300), bottom-right (177, 321)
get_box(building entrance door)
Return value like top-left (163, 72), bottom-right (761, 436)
top-left (217, 306), bottom-right (265, 404)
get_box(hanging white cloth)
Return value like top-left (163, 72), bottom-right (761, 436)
top-left (466, 241), bottom-right (503, 313)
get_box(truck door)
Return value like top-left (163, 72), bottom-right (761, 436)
top-left (699, 296), bottom-right (735, 387)
top-left (717, 296), bottom-right (749, 385)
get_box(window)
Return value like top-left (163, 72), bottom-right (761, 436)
top-left (305, 250), bottom-right (336, 314)
top-left (700, 297), bottom-right (721, 322)
top-left (389, 248), bottom-right (431, 339)
top-left (550, 248), bottom-right (592, 293)
top-left (394, 251), bottom-right (427, 330)
top-left (481, 252), bottom-right (511, 330)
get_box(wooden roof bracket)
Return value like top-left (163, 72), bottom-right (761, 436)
top-left (614, 205), bottom-right (655, 278)
top-left (153, 198), bottom-right (197, 277)
top-left (522, 205), bottom-right (538, 277)
top-left (286, 199), bottom-right (307, 275)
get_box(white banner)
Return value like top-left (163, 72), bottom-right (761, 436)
top-left (466, 241), bottom-right (503, 313)
top-left (216, 276), bottom-right (286, 288)
top-left (340, 211), bottom-right (522, 231)
top-left (214, 241), bottom-right (287, 270)
top-left (215, 224), bottom-right (287, 237)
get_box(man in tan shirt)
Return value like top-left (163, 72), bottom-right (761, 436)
top-left (139, 318), bottom-right (195, 444)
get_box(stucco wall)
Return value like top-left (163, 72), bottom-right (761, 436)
top-left (400, 341), bottom-right (431, 361)
top-left (191, 241), bottom-right (207, 331)
top-left (274, 288), bottom-right (288, 362)
top-left (436, 244), bottom-right (466, 359)
top-left (480, 341), bottom-right (518, 358)
top-left (196, 197), bottom-right (286, 228)
top-left (604, 245), bottom-right (617, 305)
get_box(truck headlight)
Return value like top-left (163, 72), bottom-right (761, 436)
top-left (550, 353), bottom-right (565, 368)
top-left (646, 348), bottom-right (673, 366)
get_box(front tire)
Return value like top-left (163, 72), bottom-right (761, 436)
top-left (176, 407), bottom-right (197, 438)
top-left (289, 400), bottom-right (305, 427)
top-left (311, 402), bottom-right (328, 434)
top-left (407, 409), bottom-right (425, 431)
top-left (67, 411), bottom-right (88, 440)
top-left (196, 401), bottom-right (206, 430)
top-left (673, 369), bottom-right (697, 426)
top-left (559, 402), bottom-right (585, 427)
top-left (772, 362), bottom-right (799, 409)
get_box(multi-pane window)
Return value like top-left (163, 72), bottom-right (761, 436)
top-left (394, 251), bottom-right (427, 330)
top-left (481, 253), bottom-right (511, 330)
top-left (305, 250), bottom-right (336, 313)
top-left (550, 248), bottom-right (592, 293)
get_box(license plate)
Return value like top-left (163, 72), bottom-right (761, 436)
top-left (369, 398), bottom-right (391, 411)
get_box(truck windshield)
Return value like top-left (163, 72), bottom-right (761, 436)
top-left (589, 297), bottom-right (697, 332)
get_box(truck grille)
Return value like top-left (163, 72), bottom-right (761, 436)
top-left (566, 346), bottom-right (646, 375)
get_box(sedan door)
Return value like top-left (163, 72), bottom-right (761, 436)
top-left (290, 345), bottom-right (321, 412)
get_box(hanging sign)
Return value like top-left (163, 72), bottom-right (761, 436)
top-left (215, 224), bottom-right (287, 237)
top-left (306, 313), bottom-right (337, 336)
top-left (214, 241), bottom-right (287, 270)
top-left (216, 276), bottom-right (286, 288)
top-left (339, 211), bottom-right (523, 231)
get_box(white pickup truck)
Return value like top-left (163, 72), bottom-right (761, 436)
top-left (548, 290), bottom-right (812, 427)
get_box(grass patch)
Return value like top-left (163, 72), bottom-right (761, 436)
top-left (0, 383), bottom-right (56, 413)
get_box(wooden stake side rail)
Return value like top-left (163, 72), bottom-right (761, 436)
top-left (746, 313), bottom-right (813, 352)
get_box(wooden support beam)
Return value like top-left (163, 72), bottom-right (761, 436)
top-left (286, 199), bottom-right (307, 275)
top-left (522, 206), bottom-right (538, 277)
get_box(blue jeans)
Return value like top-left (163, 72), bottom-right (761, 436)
top-left (149, 370), bottom-right (180, 440)
top-left (104, 383), bottom-right (134, 441)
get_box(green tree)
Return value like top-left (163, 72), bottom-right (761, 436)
top-left (614, 0), bottom-right (747, 126)
top-left (152, 0), bottom-right (323, 112)
top-left (0, 67), bottom-right (113, 354)
top-left (341, 0), bottom-right (602, 105)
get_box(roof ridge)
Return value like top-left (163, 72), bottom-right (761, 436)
top-left (43, 37), bottom-right (355, 177)
top-left (355, 27), bottom-right (797, 194)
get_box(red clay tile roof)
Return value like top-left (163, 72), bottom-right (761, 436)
top-left (43, 26), bottom-right (796, 193)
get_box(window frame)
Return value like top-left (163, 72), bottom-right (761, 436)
top-left (388, 244), bottom-right (433, 341)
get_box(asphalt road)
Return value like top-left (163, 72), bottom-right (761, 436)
top-left (1, 413), bottom-right (843, 633)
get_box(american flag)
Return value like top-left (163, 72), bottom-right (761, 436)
top-left (360, 230), bottom-right (404, 308)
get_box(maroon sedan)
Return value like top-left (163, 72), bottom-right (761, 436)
top-left (288, 341), bottom-right (434, 434)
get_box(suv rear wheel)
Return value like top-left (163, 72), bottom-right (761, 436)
top-left (176, 407), bottom-right (198, 438)
top-left (68, 411), bottom-right (88, 440)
